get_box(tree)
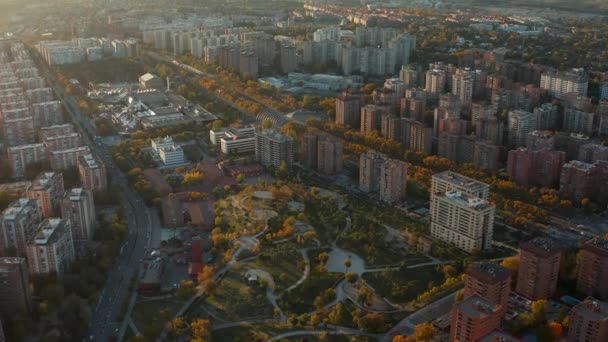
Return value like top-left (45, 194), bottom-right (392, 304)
top-left (548, 321), bottom-right (563, 339)
top-left (413, 323), bottom-right (438, 341)
top-left (454, 289), bottom-right (465, 303)
top-left (190, 319), bottom-right (211, 341)
top-left (501, 256), bottom-right (520, 272)
top-left (532, 299), bottom-right (549, 323)
top-left (262, 118), bottom-right (273, 129)
top-left (176, 280), bottom-right (196, 300)
top-left (170, 316), bottom-right (187, 336)
top-left (211, 120), bottom-right (224, 131)
top-left (317, 251), bottom-right (330, 265)
top-left (345, 272), bottom-right (358, 283)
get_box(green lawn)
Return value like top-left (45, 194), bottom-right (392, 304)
top-left (239, 242), bottom-right (305, 290)
top-left (363, 265), bottom-right (446, 304)
top-left (132, 296), bottom-right (187, 338)
top-left (205, 271), bottom-right (274, 321)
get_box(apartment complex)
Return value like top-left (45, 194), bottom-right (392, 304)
top-left (560, 160), bottom-right (608, 206)
top-left (540, 68), bottom-right (588, 100)
top-left (7, 143), bottom-right (47, 178)
top-left (567, 297), bottom-right (608, 342)
top-left (449, 295), bottom-right (503, 342)
top-left (77, 154), bottom-right (107, 191)
top-left (60, 188), bottom-right (96, 241)
top-left (430, 190), bottom-right (495, 253)
top-left (506, 148), bottom-right (566, 188)
top-left (431, 171), bottom-right (490, 200)
top-left (25, 171), bottom-right (65, 218)
top-left (26, 218), bottom-right (75, 274)
top-left (335, 92), bottom-right (363, 128)
top-left (464, 262), bottom-right (511, 306)
top-left (254, 130), bottom-right (295, 169)
top-left (516, 237), bottom-right (562, 300)
top-left (359, 150), bottom-right (407, 203)
top-left (0, 257), bottom-right (31, 315)
top-left (0, 198), bottom-right (41, 255)
top-left (49, 146), bottom-right (91, 170)
top-left (577, 237), bottom-right (608, 300)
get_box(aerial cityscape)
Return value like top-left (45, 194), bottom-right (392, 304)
top-left (0, 0), bottom-right (607, 341)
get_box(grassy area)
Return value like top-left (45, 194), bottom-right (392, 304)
top-left (363, 265), bottom-right (446, 304)
top-left (205, 271), bottom-right (274, 321)
top-left (236, 244), bottom-right (304, 292)
top-left (132, 296), bottom-right (187, 338)
top-left (56, 58), bottom-right (145, 84)
top-left (277, 249), bottom-right (342, 315)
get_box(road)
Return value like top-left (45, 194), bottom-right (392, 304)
top-left (31, 50), bottom-right (160, 342)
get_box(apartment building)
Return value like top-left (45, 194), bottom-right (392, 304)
top-left (26, 218), bottom-right (75, 274)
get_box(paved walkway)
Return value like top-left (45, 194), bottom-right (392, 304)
top-left (285, 249), bottom-right (311, 293)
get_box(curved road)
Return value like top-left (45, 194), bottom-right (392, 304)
top-left (33, 53), bottom-right (159, 342)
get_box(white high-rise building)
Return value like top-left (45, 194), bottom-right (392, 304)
top-left (430, 190), bottom-right (495, 253)
top-left (431, 171), bottom-right (490, 200)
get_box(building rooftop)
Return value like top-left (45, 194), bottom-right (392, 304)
top-left (79, 154), bottom-right (104, 170)
top-left (49, 146), bottom-right (89, 155)
top-left (160, 145), bottom-right (183, 153)
top-left (28, 172), bottom-right (60, 191)
top-left (2, 198), bottom-right (35, 220)
top-left (256, 129), bottom-right (293, 143)
top-left (563, 160), bottom-right (594, 172)
top-left (466, 262), bottom-right (511, 284)
top-left (31, 218), bottom-right (68, 246)
top-left (7, 143), bottom-right (44, 151)
top-left (442, 190), bottom-right (491, 210)
top-left (457, 295), bottom-right (501, 318)
top-left (573, 297), bottom-right (608, 319)
top-left (583, 237), bottom-right (608, 257)
top-left (433, 171), bottom-right (489, 190)
top-left (152, 136), bottom-right (174, 145)
top-left (140, 73), bottom-right (160, 82)
top-left (66, 188), bottom-right (86, 201)
top-left (521, 237), bottom-right (561, 257)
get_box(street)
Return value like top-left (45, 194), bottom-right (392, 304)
top-left (33, 55), bottom-right (161, 342)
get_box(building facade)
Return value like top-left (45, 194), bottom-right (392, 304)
top-left (60, 188), bottom-right (96, 241)
top-left (77, 154), bottom-right (107, 191)
top-left (577, 237), bottom-right (608, 300)
top-left (254, 130), bottom-right (295, 169)
top-left (25, 172), bottom-right (64, 218)
top-left (516, 237), bottom-right (562, 300)
top-left (0, 198), bottom-right (41, 255)
top-left (26, 218), bottom-right (75, 274)
top-left (0, 257), bottom-right (31, 315)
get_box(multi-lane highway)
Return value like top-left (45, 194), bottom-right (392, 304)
top-left (32, 51), bottom-right (160, 341)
